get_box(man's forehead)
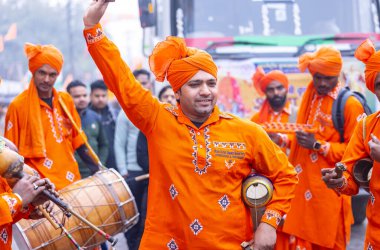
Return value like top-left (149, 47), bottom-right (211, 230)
top-left (266, 80), bottom-right (284, 89)
top-left (188, 70), bottom-right (216, 82)
top-left (37, 64), bottom-right (58, 74)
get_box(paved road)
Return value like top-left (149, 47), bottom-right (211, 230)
top-left (348, 220), bottom-right (367, 250)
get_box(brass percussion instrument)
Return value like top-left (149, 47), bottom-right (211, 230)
top-left (353, 158), bottom-right (373, 192)
top-left (242, 173), bottom-right (274, 208)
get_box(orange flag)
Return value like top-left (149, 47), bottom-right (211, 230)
top-left (4, 23), bottom-right (17, 41)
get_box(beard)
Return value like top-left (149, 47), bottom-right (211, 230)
top-left (268, 95), bottom-right (287, 109)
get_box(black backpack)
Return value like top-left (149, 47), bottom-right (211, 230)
top-left (332, 87), bottom-right (373, 143)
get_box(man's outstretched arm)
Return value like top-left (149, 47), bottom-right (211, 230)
top-left (83, 0), bottom-right (159, 135)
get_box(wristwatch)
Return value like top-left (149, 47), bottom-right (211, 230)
top-left (313, 141), bottom-right (322, 151)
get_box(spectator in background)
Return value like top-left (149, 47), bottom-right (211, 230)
top-left (89, 80), bottom-right (117, 172)
top-left (114, 69), bottom-right (152, 250)
top-left (67, 80), bottom-right (108, 178)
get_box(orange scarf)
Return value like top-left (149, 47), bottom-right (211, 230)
top-left (354, 38), bottom-right (380, 93)
top-left (17, 43), bottom-right (64, 158)
top-left (149, 36), bottom-right (218, 92)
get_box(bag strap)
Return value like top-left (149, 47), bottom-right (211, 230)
top-left (332, 88), bottom-right (351, 143)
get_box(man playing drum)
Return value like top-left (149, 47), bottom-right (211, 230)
top-left (4, 43), bottom-right (98, 190)
top-left (322, 38), bottom-right (380, 250)
top-left (82, 1), bottom-right (298, 249)
top-left (0, 136), bottom-right (57, 250)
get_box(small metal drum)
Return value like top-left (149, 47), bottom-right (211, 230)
top-left (353, 158), bottom-right (373, 192)
top-left (242, 173), bottom-right (274, 208)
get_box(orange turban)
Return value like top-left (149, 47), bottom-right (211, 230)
top-left (354, 39), bottom-right (380, 93)
top-left (149, 36), bottom-right (218, 92)
top-left (24, 43), bottom-right (64, 74)
top-left (298, 46), bottom-right (342, 76)
top-left (252, 67), bottom-right (289, 96)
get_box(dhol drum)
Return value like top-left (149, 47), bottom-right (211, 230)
top-left (13, 169), bottom-right (139, 250)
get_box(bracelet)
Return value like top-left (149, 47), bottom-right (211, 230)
top-left (13, 193), bottom-right (23, 204)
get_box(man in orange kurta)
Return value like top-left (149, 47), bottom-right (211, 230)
top-left (83, 1), bottom-right (298, 249)
top-left (4, 43), bottom-right (96, 190)
top-left (251, 67), bottom-right (296, 151)
top-left (322, 38), bottom-right (380, 250)
top-left (281, 47), bottom-right (366, 249)
top-left (0, 136), bottom-right (57, 250)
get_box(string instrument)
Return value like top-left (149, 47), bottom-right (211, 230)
top-left (262, 122), bottom-right (317, 134)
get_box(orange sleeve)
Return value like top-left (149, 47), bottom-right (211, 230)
top-left (84, 24), bottom-right (160, 134)
top-left (60, 92), bottom-right (85, 150)
top-left (0, 185), bottom-right (22, 226)
top-left (320, 96), bottom-right (365, 164)
top-left (338, 118), bottom-right (367, 195)
top-left (251, 124), bottom-right (298, 229)
top-left (4, 102), bottom-right (20, 147)
top-left (250, 113), bottom-right (260, 123)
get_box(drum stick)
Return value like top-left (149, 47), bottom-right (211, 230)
top-left (13, 171), bottom-right (70, 211)
top-left (68, 208), bottom-right (118, 246)
top-left (125, 173), bottom-right (149, 183)
top-left (38, 206), bottom-right (59, 230)
top-left (38, 206), bottom-right (84, 249)
top-left (58, 96), bottom-right (107, 171)
top-left (48, 211), bottom-right (84, 250)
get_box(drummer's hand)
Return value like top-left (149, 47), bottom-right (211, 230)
top-left (13, 175), bottom-right (47, 207)
top-left (31, 178), bottom-right (59, 207)
top-left (321, 168), bottom-right (345, 189)
top-left (253, 223), bottom-right (276, 250)
top-left (369, 134), bottom-right (380, 162)
top-left (83, 0), bottom-right (110, 29)
top-left (295, 130), bottom-right (315, 149)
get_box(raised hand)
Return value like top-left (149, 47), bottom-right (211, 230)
top-left (83, 0), bottom-right (110, 29)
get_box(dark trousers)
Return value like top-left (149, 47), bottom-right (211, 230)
top-left (124, 170), bottom-right (148, 250)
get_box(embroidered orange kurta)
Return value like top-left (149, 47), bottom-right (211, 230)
top-left (0, 177), bottom-right (29, 250)
top-left (282, 82), bottom-right (365, 249)
top-left (4, 89), bottom-right (84, 190)
top-left (84, 24), bottom-right (298, 250)
top-left (339, 112), bottom-right (380, 249)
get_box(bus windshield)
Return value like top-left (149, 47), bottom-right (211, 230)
top-left (182, 0), bottom-right (378, 38)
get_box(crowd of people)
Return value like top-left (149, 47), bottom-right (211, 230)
top-left (1, 0), bottom-right (380, 250)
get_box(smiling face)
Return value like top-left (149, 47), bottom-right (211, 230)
top-left (33, 64), bottom-right (58, 98)
top-left (175, 70), bottom-right (218, 123)
top-left (312, 72), bottom-right (339, 96)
